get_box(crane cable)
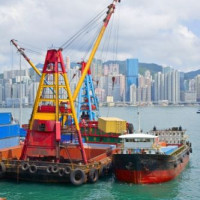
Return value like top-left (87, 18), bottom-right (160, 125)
top-left (60, 8), bottom-right (107, 51)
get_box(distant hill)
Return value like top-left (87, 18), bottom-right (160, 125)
top-left (184, 69), bottom-right (200, 80)
top-left (31, 61), bottom-right (200, 80)
top-left (139, 63), bottom-right (163, 77)
top-left (103, 60), bottom-right (163, 77)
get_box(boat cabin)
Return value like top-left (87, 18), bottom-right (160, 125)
top-left (119, 133), bottom-right (158, 154)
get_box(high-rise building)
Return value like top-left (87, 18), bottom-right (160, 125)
top-left (125, 58), bottom-right (138, 101)
top-left (130, 84), bottom-right (137, 104)
top-left (66, 56), bottom-right (70, 71)
top-left (195, 75), bottom-right (200, 102)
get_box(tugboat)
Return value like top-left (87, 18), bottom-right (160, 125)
top-left (112, 127), bottom-right (192, 184)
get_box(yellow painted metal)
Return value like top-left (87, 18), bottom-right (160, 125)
top-left (55, 72), bottom-right (59, 121)
top-left (62, 73), bottom-right (80, 131)
top-left (72, 25), bottom-right (107, 101)
top-left (98, 117), bottom-right (127, 134)
top-left (29, 73), bottom-right (46, 129)
top-left (34, 113), bottom-right (56, 121)
top-left (28, 60), bottom-right (42, 77)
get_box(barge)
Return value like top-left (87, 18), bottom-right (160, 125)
top-left (112, 127), bottom-right (192, 184)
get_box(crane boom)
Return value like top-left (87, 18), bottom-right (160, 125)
top-left (72, 0), bottom-right (120, 100)
top-left (10, 39), bottom-right (42, 77)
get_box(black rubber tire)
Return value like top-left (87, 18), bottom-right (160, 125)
top-left (0, 162), bottom-right (6, 178)
top-left (29, 164), bottom-right (37, 174)
top-left (99, 165), bottom-right (105, 177)
top-left (52, 165), bottom-right (59, 173)
top-left (88, 168), bottom-right (99, 183)
top-left (58, 168), bottom-right (64, 177)
top-left (21, 162), bottom-right (30, 171)
top-left (46, 165), bottom-right (52, 173)
top-left (70, 168), bottom-right (86, 186)
top-left (190, 148), bottom-right (192, 153)
top-left (64, 166), bottom-right (71, 175)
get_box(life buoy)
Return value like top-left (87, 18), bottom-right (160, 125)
top-left (29, 164), bottom-right (37, 174)
top-left (58, 168), bottom-right (64, 177)
top-left (46, 165), bottom-right (52, 173)
top-left (70, 168), bottom-right (86, 186)
top-left (64, 166), bottom-right (71, 175)
top-left (21, 162), bottom-right (30, 171)
top-left (0, 162), bottom-right (6, 178)
top-left (88, 168), bottom-right (99, 183)
top-left (52, 165), bottom-right (59, 173)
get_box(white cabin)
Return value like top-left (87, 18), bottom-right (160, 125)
top-left (119, 133), bottom-right (158, 154)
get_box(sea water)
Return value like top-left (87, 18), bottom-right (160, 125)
top-left (0, 106), bottom-right (199, 200)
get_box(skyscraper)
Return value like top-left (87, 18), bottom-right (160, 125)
top-left (125, 58), bottom-right (138, 101)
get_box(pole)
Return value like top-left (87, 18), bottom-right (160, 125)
top-left (19, 54), bottom-right (22, 127)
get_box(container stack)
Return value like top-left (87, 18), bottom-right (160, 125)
top-left (0, 113), bottom-right (20, 149)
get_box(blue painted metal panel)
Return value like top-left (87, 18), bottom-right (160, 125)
top-left (20, 128), bottom-right (27, 137)
top-left (0, 113), bottom-right (12, 125)
top-left (61, 134), bottom-right (73, 142)
top-left (161, 146), bottom-right (178, 155)
top-left (0, 136), bottom-right (20, 149)
top-left (0, 124), bottom-right (20, 139)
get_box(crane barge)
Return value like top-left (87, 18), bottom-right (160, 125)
top-left (0, 0), bottom-right (124, 186)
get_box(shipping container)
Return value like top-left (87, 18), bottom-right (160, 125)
top-left (98, 117), bottom-right (126, 134)
top-left (0, 124), bottom-right (20, 139)
top-left (0, 112), bottom-right (12, 125)
top-left (0, 136), bottom-right (20, 149)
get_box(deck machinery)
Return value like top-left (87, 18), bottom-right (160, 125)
top-left (1, 0), bottom-right (122, 185)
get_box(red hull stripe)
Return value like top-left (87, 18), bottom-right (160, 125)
top-left (115, 156), bottom-right (189, 184)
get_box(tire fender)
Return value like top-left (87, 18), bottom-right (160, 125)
top-left (64, 166), bottom-right (71, 175)
top-left (52, 165), bottom-right (59, 173)
top-left (88, 168), bottom-right (99, 183)
top-left (46, 165), bottom-right (52, 173)
top-left (0, 162), bottom-right (6, 178)
top-left (29, 164), bottom-right (37, 174)
top-left (21, 162), bottom-right (30, 171)
top-left (58, 168), bottom-right (64, 177)
top-left (70, 168), bottom-right (86, 186)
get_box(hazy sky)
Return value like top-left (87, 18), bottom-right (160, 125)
top-left (1, 0), bottom-right (200, 73)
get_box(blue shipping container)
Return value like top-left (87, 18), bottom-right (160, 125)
top-left (20, 128), bottom-right (27, 137)
top-left (0, 136), bottom-right (20, 149)
top-left (0, 124), bottom-right (20, 139)
top-left (0, 112), bottom-right (12, 125)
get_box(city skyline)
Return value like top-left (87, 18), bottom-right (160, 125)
top-left (0, 57), bottom-right (200, 107)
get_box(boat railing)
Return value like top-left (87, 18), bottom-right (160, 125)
top-left (117, 147), bottom-right (160, 155)
top-left (170, 145), bottom-right (186, 156)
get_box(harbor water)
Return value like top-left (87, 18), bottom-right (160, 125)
top-left (0, 106), bottom-right (199, 200)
